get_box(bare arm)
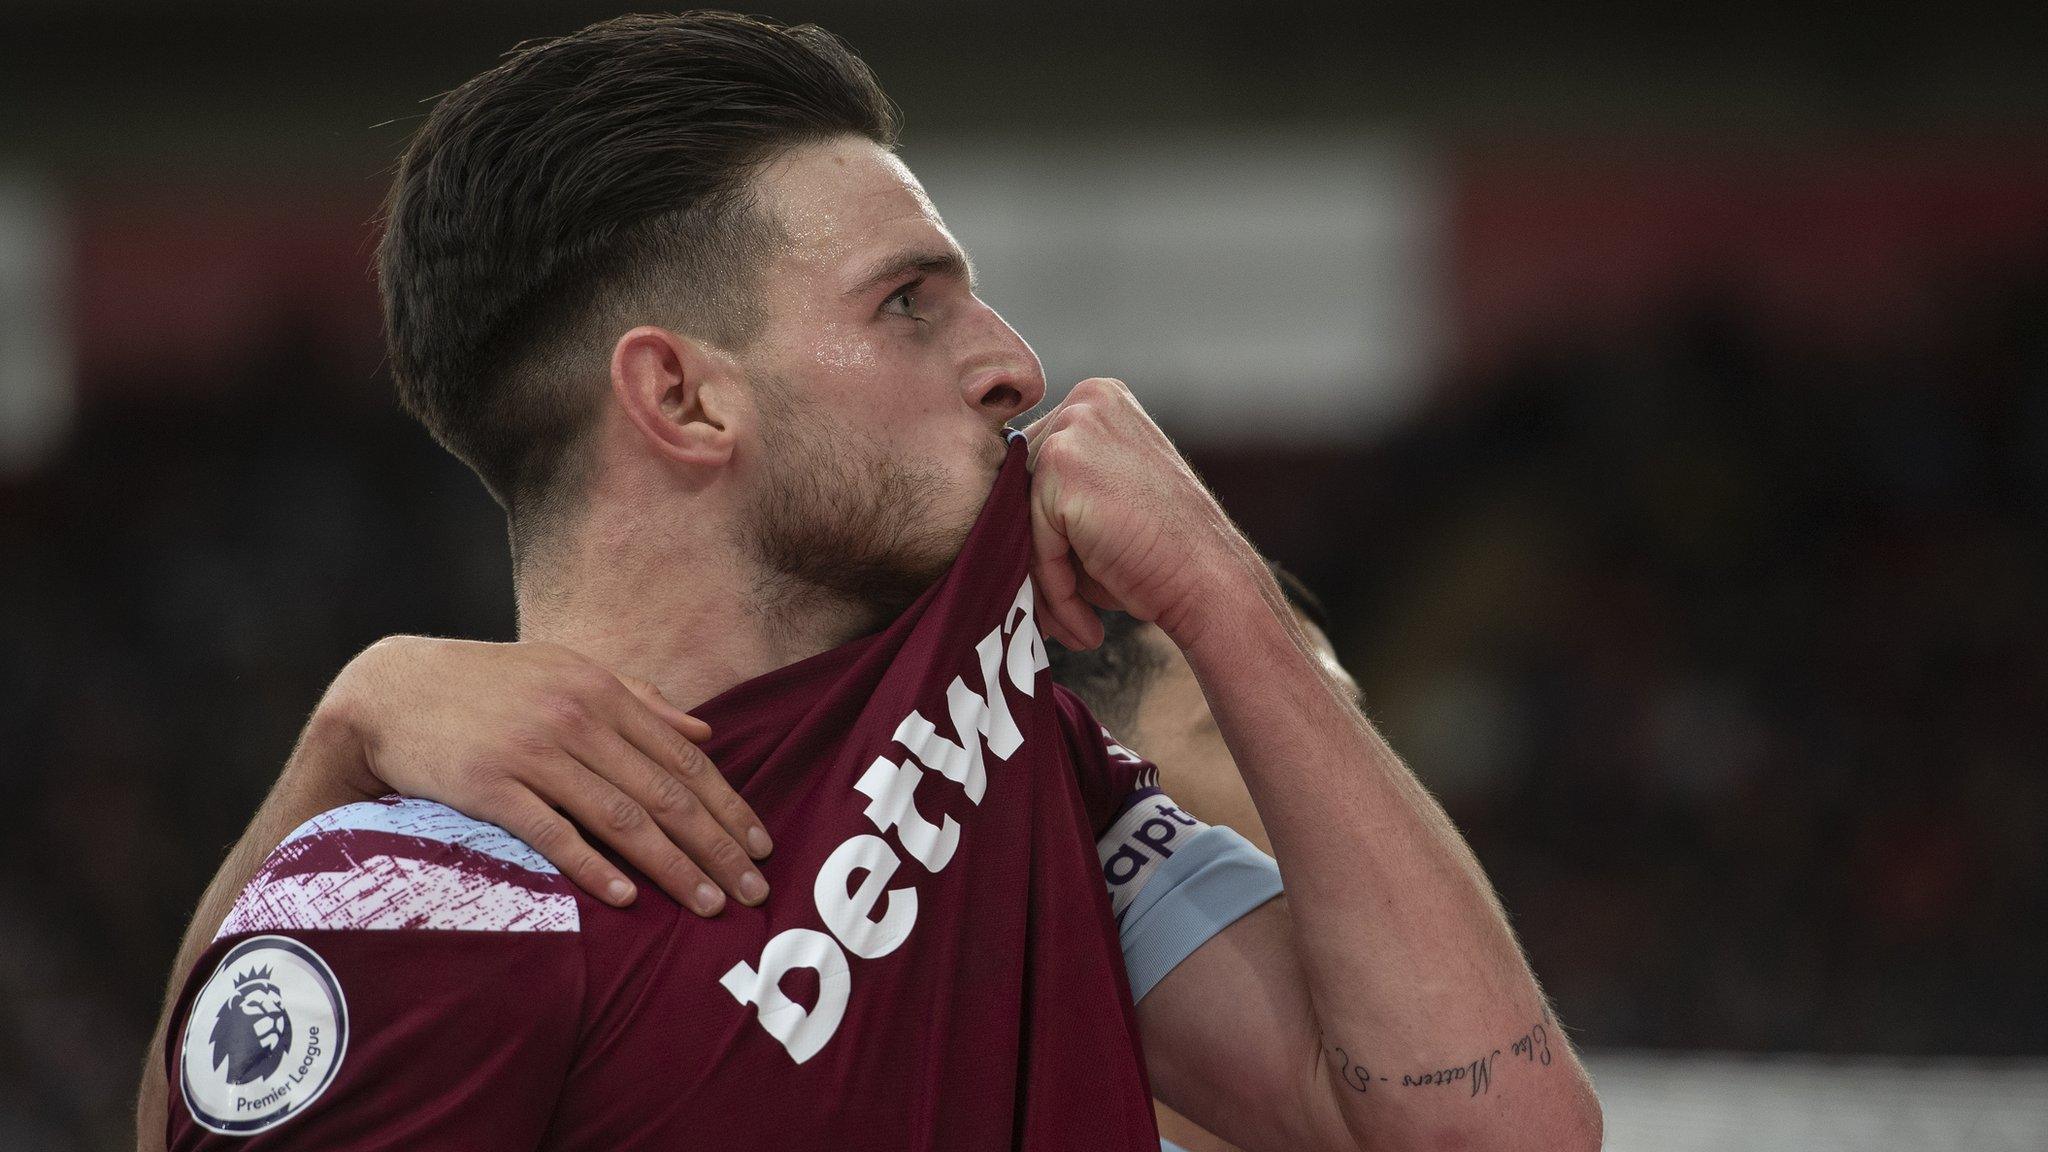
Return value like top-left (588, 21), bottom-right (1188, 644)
top-left (1143, 573), bottom-right (1597, 1151)
top-left (1025, 380), bottom-right (1600, 1152)
top-left (136, 636), bottom-right (772, 1151)
top-left (136, 710), bottom-right (371, 1151)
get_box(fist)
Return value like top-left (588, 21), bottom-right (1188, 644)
top-left (1022, 379), bottom-right (1255, 651)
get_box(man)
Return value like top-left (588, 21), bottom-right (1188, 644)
top-left (139, 582), bottom-right (1340, 1152)
top-left (140, 12), bottom-right (1600, 1151)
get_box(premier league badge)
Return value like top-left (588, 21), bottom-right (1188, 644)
top-left (179, 935), bottom-right (349, 1134)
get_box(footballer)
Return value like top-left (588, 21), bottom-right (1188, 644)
top-left (139, 13), bottom-right (1600, 1151)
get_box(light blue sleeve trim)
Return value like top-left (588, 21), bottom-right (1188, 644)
top-left (1160, 1141), bottom-right (1193, 1152)
top-left (1119, 825), bottom-right (1284, 1002)
top-left (287, 797), bottom-right (559, 874)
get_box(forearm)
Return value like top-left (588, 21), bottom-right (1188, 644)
top-left (1177, 555), bottom-right (1598, 1148)
top-left (135, 709), bottom-right (378, 1152)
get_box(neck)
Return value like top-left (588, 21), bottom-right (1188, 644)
top-left (515, 507), bottom-right (883, 715)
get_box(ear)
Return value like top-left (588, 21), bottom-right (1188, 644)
top-left (610, 325), bottom-right (739, 468)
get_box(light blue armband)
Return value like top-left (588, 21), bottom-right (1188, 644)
top-left (1103, 800), bottom-right (1284, 1002)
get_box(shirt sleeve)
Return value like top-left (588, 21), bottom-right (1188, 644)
top-left (164, 798), bottom-right (584, 1149)
top-left (1056, 692), bottom-right (1285, 1002)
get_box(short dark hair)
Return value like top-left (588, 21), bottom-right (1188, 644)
top-left (1047, 561), bottom-right (1328, 732)
top-left (1046, 611), bottom-right (1169, 735)
top-left (377, 11), bottom-right (899, 557)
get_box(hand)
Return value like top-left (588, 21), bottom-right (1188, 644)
top-left (1022, 378), bottom-right (1259, 653)
top-left (312, 636), bottom-right (771, 916)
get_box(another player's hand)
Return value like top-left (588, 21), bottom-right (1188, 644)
top-left (310, 636), bottom-right (771, 916)
top-left (1021, 378), bottom-right (1259, 653)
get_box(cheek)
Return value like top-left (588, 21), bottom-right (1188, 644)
top-left (811, 333), bottom-right (879, 373)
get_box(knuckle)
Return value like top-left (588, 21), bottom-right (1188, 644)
top-left (664, 732), bottom-right (707, 775)
top-left (701, 834), bottom-right (749, 877)
top-left (459, 759), bottom-right (528, 804)
top-left (459, 776), bottom-right (521, 821)
top-left (575, 663), bottom-right (624, 700)
top-left (600, 790), bottom-right (649, 834)
top-left (522, 815), bottom-right (571, 856)
top-left (506, 727), bottom-right (558, 762)
top-left (535, 691), bottom-right (590, 734)
top-left (450, 756), bottom-right (499, 791)
top-left (645, 773), bottom-right (698, 820)
top-left (720, 792), bottom-right (757, 826)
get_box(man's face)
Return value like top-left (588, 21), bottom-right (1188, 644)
top-left (731, 135), bottom-right (1046, 617)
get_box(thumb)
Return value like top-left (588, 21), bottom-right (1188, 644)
top-left (619, 675), bottom-right (713, 742)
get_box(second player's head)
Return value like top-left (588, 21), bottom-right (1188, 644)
top-left (379, 12), bottom-right (1045, 621)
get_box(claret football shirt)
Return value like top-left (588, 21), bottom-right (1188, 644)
top-left (165, 435), bottom-right (1283, 1150)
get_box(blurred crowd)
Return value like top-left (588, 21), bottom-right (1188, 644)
top-left (3, 261), bottom-right (2046, 1146)
top-left (1223, 263), bottom-right (2048, 1057)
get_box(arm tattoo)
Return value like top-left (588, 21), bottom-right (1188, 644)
top-left (1324, 1010), bottom-right (1558, 1101)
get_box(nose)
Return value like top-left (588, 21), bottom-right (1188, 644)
top-left (960, 302), bottom-right (1046, 423)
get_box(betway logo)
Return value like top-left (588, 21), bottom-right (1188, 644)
top-left (717, 577), bottom-right (1049, 1064)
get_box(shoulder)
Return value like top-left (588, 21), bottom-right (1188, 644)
top-left (1048, 687), bottom-right (1163, 844)
top-left (216, 797), bottom-right (581, 939)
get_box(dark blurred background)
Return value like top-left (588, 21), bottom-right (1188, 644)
top-left (3, 2), bottom-right (2047, 1148)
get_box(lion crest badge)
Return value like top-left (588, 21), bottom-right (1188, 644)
top-left (179, 936), bottom-right (348, 1134)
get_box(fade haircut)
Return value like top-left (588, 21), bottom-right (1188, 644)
top-left (377, 11), bottom-right (900, 564)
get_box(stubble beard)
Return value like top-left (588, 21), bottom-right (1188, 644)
top-left (742, 381), bottom-right (972, 639)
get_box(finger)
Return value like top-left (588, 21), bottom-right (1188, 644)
top-left (528, 752), bottom-right (735, 916)
top-left (1021, 397), bottom-right (1080, 463)
top-left (1067, 583), bottom-right (1106, 648)
top-left (603, 690), bottom-right (773, 864)
top-left (1027, 488), bottom-right (1080, 643)
top-left (618, 675), bottom-right (714, 742)
top-left (674, 712), bottom-right (713, 742)
top-left (1020, 410), bottom-right (1053, 449)
top-left (1075, 569), bottom-right (1125, 614)
top-left (489, 788), bottom-right (643, 909)
top-left (1028, 478), bottom-right (1102, 650)
top-left (1019, 389), bottom-right (1075, 444)
top-left (581, 721), bottom-right (770, 909)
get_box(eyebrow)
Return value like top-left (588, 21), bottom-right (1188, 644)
top-left (844, 245), bottom-right (978, 298)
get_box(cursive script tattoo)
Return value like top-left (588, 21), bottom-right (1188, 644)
top-left (1325, 1014), bottom-right (1560, 1102)
top-left (1323, 1042), bottom-right (1375, 1094)
top-left (1508, 1020), bottom-right (1553, 1068)
top-left (1402, 1050), bottom-right (1497, 1097)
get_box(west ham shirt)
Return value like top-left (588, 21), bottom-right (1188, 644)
top-left (165, 435), bottom-right (1283, 1149)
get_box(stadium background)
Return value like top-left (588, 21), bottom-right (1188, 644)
top-left (2, 2), bottom-right (2046, 1148)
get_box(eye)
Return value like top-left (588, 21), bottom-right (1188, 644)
top-left (881, 279), bottom-right (924, 320)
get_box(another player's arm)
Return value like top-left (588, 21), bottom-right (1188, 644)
top-left (159, 801), bottom-right (586, 1149)
top-left (137, 711), bottom-right (374, 1152)
top-left (1026, 380), bottom-right (1601, 1152)
top-left (137, 637), bottom-right (771, 1152)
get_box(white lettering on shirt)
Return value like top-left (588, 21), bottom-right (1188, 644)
top-left (855, 756), bottom-right (960, 873)
top-left (716, 928), bottom-right (850, 1065)
top-left (814, 834), bottom-right (917, 960)
top-left (720, 577), bottom-right (1049, 1063)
